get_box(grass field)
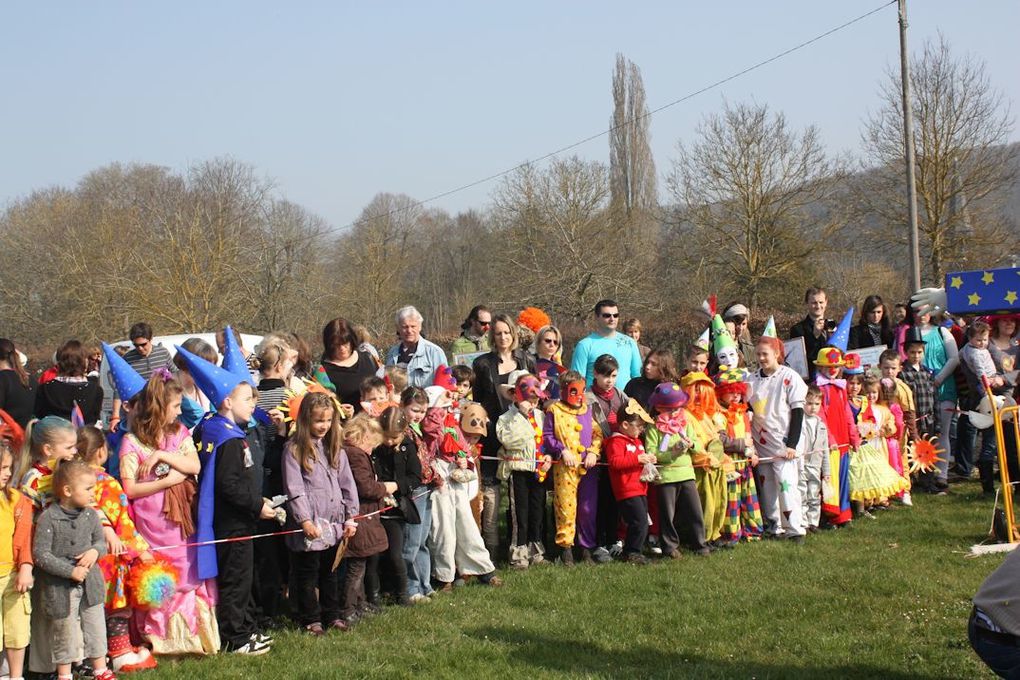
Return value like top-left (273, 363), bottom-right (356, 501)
top-left (144, 484), bottom-right (1004, 679)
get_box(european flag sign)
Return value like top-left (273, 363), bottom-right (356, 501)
top-left (944, 267), bottom-right (1020, 315)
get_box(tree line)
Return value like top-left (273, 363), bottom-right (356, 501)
top-left (1, 37), bottom-right (1015, 355)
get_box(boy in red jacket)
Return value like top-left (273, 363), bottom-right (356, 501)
top-left (605, 399), bottom-right (657, 565)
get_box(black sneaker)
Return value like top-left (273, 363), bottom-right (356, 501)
top-left (250, 631), bottom-right (274, 645)
top-left (559, 547), bottom-right (574, 567)
top-left (624, 552), bottom-right (650, 565)
top-left (228, 639), bottom-right (271, 655)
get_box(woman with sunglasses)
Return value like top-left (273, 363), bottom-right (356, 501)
top-left (450, 305), bottom-right (493, 358)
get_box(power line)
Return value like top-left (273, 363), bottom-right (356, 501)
top-left (330, 1), bottom-right (897, 236)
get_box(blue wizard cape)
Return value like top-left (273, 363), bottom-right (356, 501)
top-left (193, 411), bottom-right (246, 580)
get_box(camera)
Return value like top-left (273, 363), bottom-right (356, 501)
top-left (824, 319), bottom-right (837, 332)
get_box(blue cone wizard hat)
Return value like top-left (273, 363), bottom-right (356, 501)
top-left (220, 326), bottom-right (255, 387)
top-left (830, 307), bottom-right (855, 353)
top-left (174, 345), bottom-right (246, 408)
top-left (101, 342), bottom-right (146, 401)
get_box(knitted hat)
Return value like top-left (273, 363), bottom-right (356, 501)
top-left (102, 342), bottom-right (146, 401)
top-left (220, 326), bottom-right (255, 387)
top-left (433, 365), bottom-right (457, 391)
top-left (830, 307), bottom-right (854, 353)
top-left (174, 345), bottom-right (248, 408)
top-left (648, 382), bottom-right (687, 410)
top-left (460, 402), bottom-right (489, 436)
top-left (762, 315), bottom-right (777, 339)
top-left (715, 366), bottom-right (749, 397)
top-left (813, 347), bottom-right (845, 368)
top-left (842, 352), bottom-right (864, 375)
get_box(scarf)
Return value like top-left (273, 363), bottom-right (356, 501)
top-left (867, 323), bottom-right (882, 346)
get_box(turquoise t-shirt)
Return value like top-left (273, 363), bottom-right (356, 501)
top-left (570, 332), bottom-right (643, 387)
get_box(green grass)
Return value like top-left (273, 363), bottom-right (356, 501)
top-left (145, 484), bottom-right (1002, 679)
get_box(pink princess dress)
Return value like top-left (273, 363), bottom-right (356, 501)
top-left (120, 424), bottom-right (220, 655)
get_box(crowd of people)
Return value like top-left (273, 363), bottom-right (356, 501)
top-left (0, 287), bottom-right (1017, 679)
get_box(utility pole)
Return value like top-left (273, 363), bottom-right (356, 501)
top-left (899, 0), bottom-right (922, 291)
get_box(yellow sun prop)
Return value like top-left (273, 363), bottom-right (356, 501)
top-left (277, 378), bottom-right (345, 436)
top-left (906, 436), bottom-right (945, 474)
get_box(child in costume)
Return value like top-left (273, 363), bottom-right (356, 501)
top-left (119, 370), bottom-right (219, 656)
top-left (645, 382), bottom-right (710, 557)
top-left (850, 377), bottom-right (909, 514)
top-left (174, 347), bottom-right (274, 656)
top-left (749, 337), bottom-right (808, 541)
top-left (585, 354), bottom-right (626, 563)
top-left (32, 460), bottom-right (114, 680)
top-left (714, 367), bottom-right (764, 543)
top-left (76, 426), bottom-right (158, 672)
top-left (843, 354), bottom-right (866, 420)
top-left (542, 370), bottom-right (604, 566)
top-left (459, 402), bottom-right (489, 530)
top-left (496, 371), bottom-right (551, 569)
top-left (604, 399), bottom-right (656, 564)
top-left (813, 346), bottom-right (860, 527)
top-left (0, 440), bottom-right (34, 680)
top-left (680, 371), bottom-right (728, 547)
top-left (100, 342), bottom-right (148, 480)
top-left (374, 407), bottom-right (422, 606)
top-left (282, 392), bottom-right (359, 635)
top-left (338, 415), bottom-right (393, 624)
top-left (876, 376), bottom-right (910, 505)
top-left (399, 387), bottom-right (438, 603)
top-left (420, 376), bottom-right (501, 589)
top-left (797, 386), bottom-right (830, 532)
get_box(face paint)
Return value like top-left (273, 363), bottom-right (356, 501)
top-left (563, 381), bottom-right (586, 408)
top-left (716, 346), bottom-right (739, 369)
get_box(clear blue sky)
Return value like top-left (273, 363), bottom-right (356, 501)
top-left (2, 1), bottom-right (1017, 230)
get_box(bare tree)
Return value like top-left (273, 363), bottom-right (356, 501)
top-left (667, 101), bottom-right (845, 307)
top-left (860, 34), bottom-right (1017, 282)
top-left (610, 54), bottom-right (657, 219)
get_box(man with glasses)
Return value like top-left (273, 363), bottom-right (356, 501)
top-left (109, 321), bottom-right (174, 432)
top-left (570, 299), bottom-right (642, 387)
top-left (450, 305), bottom-right (492, 357)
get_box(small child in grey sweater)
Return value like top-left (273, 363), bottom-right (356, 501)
top-left (32, 460), bottom-right (113, 680)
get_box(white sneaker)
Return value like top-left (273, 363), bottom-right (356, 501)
top-left (231, 639), bottom-right (271, 655)
top-left (901, 492), bottom-right (913, 507)
top-left (608, 540), bottom-right (624, 558)
top-left (409, 593), bottom-right (431, 604)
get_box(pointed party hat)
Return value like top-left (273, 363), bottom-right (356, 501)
top-left (220, 326), bottom-right (255, 387)
top-left (830, 307), bottom-right (855, 352)
top-left (711, 314), bottom-right (736, 355)
top-left (102, 342), bottom-right (146, 401)
top-left (762, 315), bottom-right (777, 338)
top-left (175, 345), bottom-right (247, 408)
top-left (694, 327), bottom-right (710, 351)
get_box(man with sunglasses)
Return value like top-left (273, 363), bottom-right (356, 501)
top-left (108, 321), bottom-right (174, 432)
top-left (570, 299), bottom-right (642, 387)
top-left (450, 305), bottom-right (492, 357)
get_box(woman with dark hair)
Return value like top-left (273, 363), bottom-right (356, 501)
top-left (624, 349), bottom-right (679, 409)
top-left (0, 338), bottom-right (34, 428)
top-left (849, 295), bottom-right (894, 350)
top-left (450, 305), bottom-right (492, 357)
top-left (34, 339), bottom-right (103, 424)
top-left (471, 313), bottom-right (535, 559)
top-left (320, 318), bottom-right (378, 410)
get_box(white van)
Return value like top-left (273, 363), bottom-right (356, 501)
top-left (98, 332), bottom-right (264, 423)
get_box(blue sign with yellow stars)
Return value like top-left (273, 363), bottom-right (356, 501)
top-left (944, 267), bottom-right (1020, 315)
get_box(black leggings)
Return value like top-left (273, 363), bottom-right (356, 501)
top-left (380, 519), bottom-right (409, 600)
top-left (508, 471), bottom-right (546, 547)
top-left (289, 544), bottom-right (341, 626)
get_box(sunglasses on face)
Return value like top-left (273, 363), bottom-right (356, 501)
top-left (601, 313), bottom-right (620, 319)
top-left (543, 338), bottom-right (559, 345)
top-left (132, 341), bottom-right (150, 349)
top-left (477, 320), bottom-right (491, 328)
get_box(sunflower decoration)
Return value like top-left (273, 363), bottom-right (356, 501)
top-left (278, 377), bottom-right (346, 435)
top-left (906, 436), bottom-right (945, 474)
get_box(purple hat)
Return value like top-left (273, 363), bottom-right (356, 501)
top-left (648, 382), bottom-right (688, 410)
